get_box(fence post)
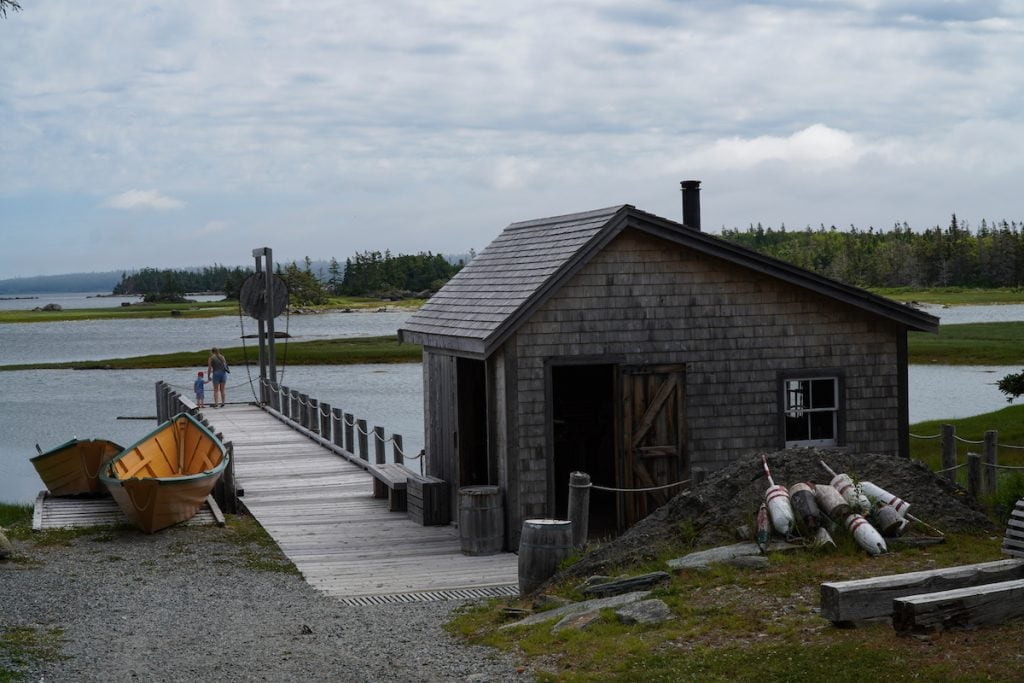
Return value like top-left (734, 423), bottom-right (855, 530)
top-left (357, 419), bottom-right (368, 461)
top-left (374, 426), bottom-right (386, 464)
top-left (344, 413), bottom-right (355, 453)
top-left (155, 382), bottom-right (164, 422)
top-left (984, 430), bottom-right (998, 496)
top-left (568, 471), bottom-right (591, 549)
top-left (967, 452), bottom-right (981, 499)
top-left (290, 389), bottom-right (300, 423)
top-left (940, 424), bottom-right (957, 482)
top-left (392, 434), bottom-right (404, 465)
top-left (319, 402), bottom-right (332, 442)
top-left (269, 381), bottom-right (280, 412)
top-left (332, 408), bottom-right (344, 449)
top-left (692, 467), bottom-right (707, 487)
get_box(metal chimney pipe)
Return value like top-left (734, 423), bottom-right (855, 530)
top-left (680, 180), bottom-right (701, 231)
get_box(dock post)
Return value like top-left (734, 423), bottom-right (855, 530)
top-left (290, 390), bottom-right (300, 425)
top-left (393, 434), bottom-right (404, 465)
top-left (279, 385), bottom-right (289, 418)
top-left (357, 419), bottom-right (368, 461)
top-left (319, 402), bottom-right (332, 441)
top-left (344, 413), bottom-right (355, 453)
top-left (307, 397), bottom-right (319, 434)
top-left (155, 382), bottom-right (164, 422)
top-left (332, 408), bottom-right (344, 449)
top-left (374, 426), bottom-right (386, 464)
top-left (269, 381), bottom-right (280, 412)
top-left (568, 471), bottom-right (591, 549)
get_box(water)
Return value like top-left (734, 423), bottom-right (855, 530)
top-left (0, 309), bottom-right (412, 365)
top-left (0, 292), bottom-right (225, 310)
top-left (0, 365), bottom-right (424, 504)
top-left (2, 296), bottom-right (1022, 504)
top-left (918, 303), bottom-right (1024, 325)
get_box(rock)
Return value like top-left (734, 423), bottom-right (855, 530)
top-left (581, 571), bottom-right (671, 598)
top-left (500, 591), bottom-right (651, 630)
top-left (666, 542), bottom-right (798, 571)
top-left (615, 599), bottom-right (675, 626)
top-left (725, 555), bottom-right (769, 570)
top-left (170, 309), bottom-right (182, 317)
top-left (532, 594), bottom-right (572, 611)
top-left (551, 609), bottom-right (603, 633)
top-left (42, 303), bottom-right (63, 311)
top-left (0, 527), bottom-right (12, 561)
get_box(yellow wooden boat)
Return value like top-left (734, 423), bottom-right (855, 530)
top-left (30, 438), bottom-right (124, 496)
top-left (100, 413), bottom-right (228, 533)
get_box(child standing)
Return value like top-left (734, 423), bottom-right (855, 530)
top-left (194, 371), bottom-right (209, 408)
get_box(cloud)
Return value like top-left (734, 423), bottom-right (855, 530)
top-left (687, 125), bottom-right (864, 171)
top-left (195, 219), bottom-right (229, 236)
top-left (103, 189), bottom-right (184, 210)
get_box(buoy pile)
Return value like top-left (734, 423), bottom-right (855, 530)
top-left (755, 455), bottom-right (944, 556)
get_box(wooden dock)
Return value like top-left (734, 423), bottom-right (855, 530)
top-left (203, 403), bottom-right (518, 604)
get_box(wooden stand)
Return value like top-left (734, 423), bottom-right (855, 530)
top-left (408, 474), bottom-right (449, 526)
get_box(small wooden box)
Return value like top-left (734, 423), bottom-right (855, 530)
top-left (408, 474), bottom-right (449, 526)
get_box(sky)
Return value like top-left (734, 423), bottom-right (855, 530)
top-left (2, 1), bottom-right (1023, 278)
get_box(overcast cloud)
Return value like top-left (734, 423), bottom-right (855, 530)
top-left (2, 1), bottom-right (1022, 277)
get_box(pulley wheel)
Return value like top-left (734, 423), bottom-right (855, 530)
top-left (239, 273), bottom-right (288, 320)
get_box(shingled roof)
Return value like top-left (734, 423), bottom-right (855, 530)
top-left (398, 205), bottom-right (939, 356)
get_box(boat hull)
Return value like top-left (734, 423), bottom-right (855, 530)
top-left (31, 439), bottom-right (123, 496)
top-left (100, 413), bottom-right (227, 533)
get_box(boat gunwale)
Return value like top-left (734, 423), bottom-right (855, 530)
top-left (99, 412), bottom-right (228, 487)
top-left (30, 437), bottom-right (123, 464)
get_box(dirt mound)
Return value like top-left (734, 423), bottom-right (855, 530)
top-left (560, 447), bottom-right (995, 581)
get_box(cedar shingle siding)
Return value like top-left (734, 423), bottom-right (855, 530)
top-left (400, 205), bottom-right (938, 549)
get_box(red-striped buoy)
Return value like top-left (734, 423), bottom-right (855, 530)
top-left (762, 454), bottom-right (795, 536)
top-left (845, 513), bottom-right (887, 556)
top-left (860, 481), bottom-right (911, 518)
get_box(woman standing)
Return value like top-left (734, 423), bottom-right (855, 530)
top-left (207, 347), bottom-right (229, 407)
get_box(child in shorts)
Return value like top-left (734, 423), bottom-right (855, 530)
top-left (194, 371), bottom-right (209, 408)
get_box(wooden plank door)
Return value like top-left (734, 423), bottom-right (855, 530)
top-left (619, 364), bottom-right (687, 527)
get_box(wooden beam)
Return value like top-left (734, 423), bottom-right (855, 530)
top-left (892, 579), bottom-right (1024, 632)
top-left (820, 558), bottom-right (1024, 623)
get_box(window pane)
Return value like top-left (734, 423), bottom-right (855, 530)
top-left (809, 410), bottom-right (835, 440)
top-left (786, 415), bottom-right (809, 441)
top-left (810, 379), bottom-right (836, 409)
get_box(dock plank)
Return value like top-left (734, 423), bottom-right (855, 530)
top-left (203, 403), bottom-right (517, 601)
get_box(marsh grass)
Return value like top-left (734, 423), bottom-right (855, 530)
top-left (872, 286), bottom-right (1024, 305)
top-left (0, 335), bottom-right (421, 371)
top-left (909, 321), bottom-right (1024, 365)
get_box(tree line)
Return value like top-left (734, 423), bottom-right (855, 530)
top-left (720, 215), bottom-right (1024, 289)
top-left (111, 251), bottom-right (464, 305)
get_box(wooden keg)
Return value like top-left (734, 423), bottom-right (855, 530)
top-left (458, 485), bottom-right (504, 555)
top-left (518, 519), bottom-right (573, 596)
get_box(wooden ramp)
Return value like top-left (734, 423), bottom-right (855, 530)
top-left (203, 403), bottom-right (519, 604)
top-left (32, 492), bottom-right (222, 530)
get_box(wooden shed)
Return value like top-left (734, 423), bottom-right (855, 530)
top-left (398, 193), bottom-right (939, 549)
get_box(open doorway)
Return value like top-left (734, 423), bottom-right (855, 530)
top-left (552, 364), bottom-right (617, 538)
top-left (457, 357), bottom-right (489, 486)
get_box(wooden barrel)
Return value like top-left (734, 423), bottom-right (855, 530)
top-left (518, 519), bottom-right (573, 596)
top-left (459, 486), bottom-right (504, 555)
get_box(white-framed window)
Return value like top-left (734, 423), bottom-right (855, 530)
top-left (782, 375), bottom-right (840, 447)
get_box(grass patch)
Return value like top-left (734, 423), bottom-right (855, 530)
top-left (0, 504), bottom-right (32, 538)
top-left (222, 514), bottom-right (300, 575)
top-left (452, 532), bottom-right (1018, 681)
top-left (0, 626), bottom-right (66, 680)
top-left (0, 335), bottom-right (421, 371)
top-left (0, 296), bottom-right (422, 325)
top-left (909, 321), bottom-right (1024, 365)
top-left (872, 286), bottom-right (1024, 305)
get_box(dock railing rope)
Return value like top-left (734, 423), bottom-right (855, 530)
top-left (910, 425), bottom-right (1024, 497)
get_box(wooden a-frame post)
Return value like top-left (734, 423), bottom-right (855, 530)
top-left (252, 247), bottom-right (278, 403)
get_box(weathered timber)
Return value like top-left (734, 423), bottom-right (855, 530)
top-left (368, 462), bottom-right (414, 512)
top-left (408, 473), bottom-right (449, 526)
top-left (1003, 499), bottom-right (1024, 558)
top-left (820, 558), bottom-right (1024, 623)
top-left (581, 571), bottom-right (671, 598)
top-left (892, 578), bottom-right (1024, 632)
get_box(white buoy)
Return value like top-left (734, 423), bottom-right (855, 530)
top-left (820, 461), bottom-right (871, 513)
top-left (762, 454), bottom-right (796, 536)
top-left (860, 481), bottom-right (911, 518)
top-left (814, 483), bottom-right (850, 520)
top-left (811, 526), bottom-right (836, 549)
top-left (845, 514), bottom-right (887, 556)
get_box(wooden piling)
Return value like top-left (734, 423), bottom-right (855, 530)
top-left (357, 419), bottom-right (368, 461)
top-left (320, 402), bottom-right (332, 439)
top-left (374, 426), bottom-right (385, 464)
top-left (392, 434), bottom-right (404, 465)
top-left (941, 424), bottom-right (957, 482)
top-left (344, 413), bottom-right (355, 453)
top-left (567, 471), bottom-right (591, 549)
top-left (332, 408), bottom-right (344, 449)
top-left (967, 452), bottom-right (981, 499)
top-left (984, 430), bottom-right (998, 496)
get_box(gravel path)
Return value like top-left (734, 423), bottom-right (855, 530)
top-left (0, 523), bottom-right (533, 682)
